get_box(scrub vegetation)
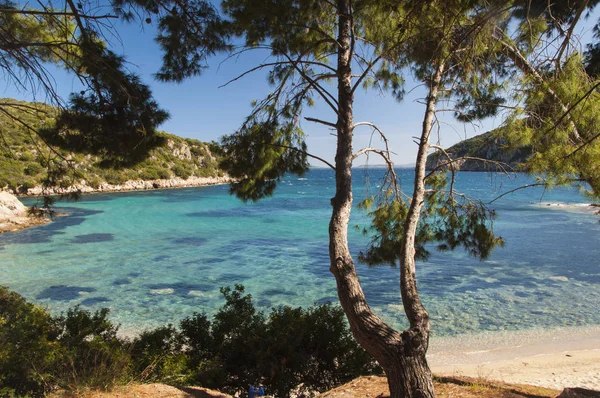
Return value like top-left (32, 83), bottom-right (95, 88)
top-left (0, 99), bottom-right (223, 192)
top-left (0, 285), bottom-right (379, 397)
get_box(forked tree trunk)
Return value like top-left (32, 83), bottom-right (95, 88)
top-left (327, 1), bottom-right (443, 397)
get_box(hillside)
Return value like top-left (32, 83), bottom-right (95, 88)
top-left (0, 98), bottom-right (226, 195)
top-left (426, 128), bottom-right (532, 172)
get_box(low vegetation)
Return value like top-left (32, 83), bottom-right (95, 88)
top-left (425, 128), bottom-right (532, 172)
top-left (0, 99), bottom-right (223, 193)
top-left (0, 285), bottom-right (379, 397)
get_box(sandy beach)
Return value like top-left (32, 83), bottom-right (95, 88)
top-left (428, 325), bottom-right (600, 390)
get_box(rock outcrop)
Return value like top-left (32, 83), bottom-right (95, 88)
top-left (0, 191), bottom-right (48, 233)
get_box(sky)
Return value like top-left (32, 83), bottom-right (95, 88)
top-left (3, 3), bottom-right (599, 166)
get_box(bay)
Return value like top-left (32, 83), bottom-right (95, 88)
top-left (1, 168), bottom-right (599, 337)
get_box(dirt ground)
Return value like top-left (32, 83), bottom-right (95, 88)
top-left (50, 375), bottom-right (566, 398)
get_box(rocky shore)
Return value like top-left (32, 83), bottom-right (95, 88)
top-left (0, 191), bottom-right (49, 233)
top-left (12, 175), bottom-right (232, 196)
top-left (1, 175), bottom-right (232, 233)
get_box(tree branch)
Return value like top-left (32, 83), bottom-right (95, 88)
top-left (268, 143), bottom-right (335, 170)
top-left (0, 8), bottom-right (117, 19)
top-left (305, 117), bottom-right (337, 128)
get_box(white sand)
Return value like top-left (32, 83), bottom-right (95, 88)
top-left (428, 325), bottom-right (600, 390)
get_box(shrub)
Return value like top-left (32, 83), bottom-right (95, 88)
top-left (24, 162), bottom-right (44, 176)
top-left (86, 176), bottom-right (103, 189)
top-left (156, 167), bottom-right (171, 180)
top-left (138, 166), bottom-right (170, 180)
top-left (19, 152), bottom-right (35, 162)
top-left (131, 325), bottom-right (188, 383)
top-left (0, 286), bottom-right (61, 397)
top-left (54, 307), bottom-right (132, 391)
top-left (103, 170), bottom-right (129, 185)
top-left (0, 286), bottom-right (377, 397)
top-left (181, 285), bottom-right (379, 397)
top-left (172, 164), bottom-right (192, 179)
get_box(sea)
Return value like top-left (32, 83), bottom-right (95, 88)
top-left (1, 168), bottom-right (599, 339)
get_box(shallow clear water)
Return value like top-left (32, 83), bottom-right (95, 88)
top-left (1, 169), bottom-right (599, 337)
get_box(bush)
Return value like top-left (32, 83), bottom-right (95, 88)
top-left (0, 286), bottom-right (61, 397)
top-left (23, 162), bottom-right (44, 176)
top-left (1, 285), bottom-right (377, 397)
top-left (138, 166), bottom-right (170, 180)
top-left (55, 307), bottom-right (131, 391)
top-left (103, 170), bottom-right (129, 185)
top-left (130, 325), bottom-right (188, 383)
top-left (0, 288), bottom-right (132, 396)
top-left (178, 285), bottom-right (379, 397)
top-left (156, 167), bottom-right (171, 180)
top-left (172, 164), bottom-right (192, 179)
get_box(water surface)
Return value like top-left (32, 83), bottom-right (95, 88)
top-left (1, 168), bottom-right (599, 337)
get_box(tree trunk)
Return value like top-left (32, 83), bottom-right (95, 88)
top-left (327, 1), bottom-right (439, 397)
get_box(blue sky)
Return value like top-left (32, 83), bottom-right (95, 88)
top-left (3, 4), bottom-right (599, 166)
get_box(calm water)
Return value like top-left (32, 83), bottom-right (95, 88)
top-left (1, 168), bottom-right (599, 337)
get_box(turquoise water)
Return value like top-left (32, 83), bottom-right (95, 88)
top-left (1, 168), bottom-right (599, 337)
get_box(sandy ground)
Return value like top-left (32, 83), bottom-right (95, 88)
top-left (428, 325), bottom-right (600, 390)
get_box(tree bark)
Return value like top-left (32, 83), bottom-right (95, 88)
top-left (327, 1), bottom-right (438, 397)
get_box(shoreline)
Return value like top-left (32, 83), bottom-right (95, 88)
top-left (428, 324), bottom-right (600, 390)
top-left (11, 175), bottom-right (233, 198)
top-left (1, 175), bottom-right (232, 233)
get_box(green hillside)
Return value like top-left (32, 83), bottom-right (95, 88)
top-left (426, 128), bottom-right (532, 172)
top-left (0, 98), bottom-right (224, 193)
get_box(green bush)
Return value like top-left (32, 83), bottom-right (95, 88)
top-left (18, 152), bottom-right (34, 162)
top-left (55, 307), bottom-right (131, 391)
top-left (103, 169), bottom-right (129, 185)
top-left (172, 164), bottom-right (192, 179)
top-left (138, 167), bottom-right (171, 180)
top-left (0, 288), bottom-right (132, 396)
top-left (1, 285), bottom-right (377, 397)
top-left (130, 325), bottom-right (188, 383)
top-left (86, 175), bottom-right (103, 189)
top-left (23, 162), bottom-right (44, 176)
top-left (156, 167), bottom-right (171, 180)
top-left (176, 285), bottom-right (379, 397)
top-left (0, 286), bottom-right (61, 397)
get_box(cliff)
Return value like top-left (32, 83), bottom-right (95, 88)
top-left (426, 128), bottom-right (532, 172)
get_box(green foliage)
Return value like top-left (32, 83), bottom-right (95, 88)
top-left (505, 55), bottom-right (600, 198)
top-left (39, 39), bottom-right (170, 166)
top-left (55, 307), bottom-right (131, 390)
top-left (585, 19), bottom-right (600, 77)
top-left (113, 0), bottom-right (230, 83)
top-left (172, 164), bottom-right (192, 179)
top-left (0, 286), bottom-right (61, 397)
top-left (138, 166), bottom-right (171, 181)
top-left (0, 99), bottom-right (224, 191)
top-left (221, 122), bottom-right (309, 202)
top-left (131, 325), bottom-right (188, 384)
top-left (1, 285), bottom-right (377, 397)
top-left (359, 173), bottom-right (504, 267)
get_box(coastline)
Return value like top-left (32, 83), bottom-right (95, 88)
top-left (428, 324), bottom-right (600, 390)
top-left (1, 175), bottom-right (232, 233)
top-left (12, 175), bottom-right (233, 197)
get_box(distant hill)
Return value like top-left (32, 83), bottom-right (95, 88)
top-left (0, 98), bottom-right (226, 194)
top-left (426, 128), bottom-right (532, 172)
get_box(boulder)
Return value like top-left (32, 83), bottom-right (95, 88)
top-left (0, 191), bottom-right (27, 221)
top-left (0, 191), bottom-right (48, 233)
